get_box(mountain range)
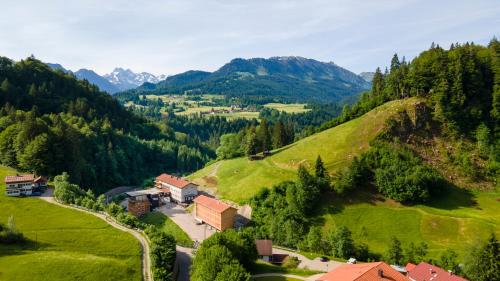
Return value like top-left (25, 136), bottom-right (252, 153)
top-left (125, 56), bottom-right (371, 103)
top-left (46, 63), bottom-right (165, 94)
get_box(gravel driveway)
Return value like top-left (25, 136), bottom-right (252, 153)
top-left (158, 202), bottom-right (215, 242)
top-left (272, 247), bottom-right (343, 272)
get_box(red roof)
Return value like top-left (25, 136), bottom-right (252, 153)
top-left (407, 262), bottom-right (468, 281)
top-left (405, 263), bottom-right (417, 272)
top-left (255, 240), bottom-right (273, 256)
top-left (155, 173), bottom-right (195, 189)
top-left (318, 262), bottom-right (409, 281)
top-left (5, 174), bottom-right (35, 183)
top-left (193, 195), bottom-right (234, 214)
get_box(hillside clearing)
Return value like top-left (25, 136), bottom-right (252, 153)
top-left (189, 98), bottom-right (420, 202)
top-left (0, 166), bottom-right (142, 281)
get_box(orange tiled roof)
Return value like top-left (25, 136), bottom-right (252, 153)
top-left (155, 173), bottom-right (195, 189)
top-left (317, 262), bottom-right (409, 281)
top-left (194, 195), bottom-right (234, 214)
top-left (5, 174), bottom-right (35, 184)
top-left (407, 262), bottom-right (468, 281)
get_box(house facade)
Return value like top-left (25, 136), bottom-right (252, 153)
top-left (193, 195), bottom-right (237, 231)
top-left (155, 173), bottom-right (198, 203)
top-left (5, 174), bottom-right (47, 197)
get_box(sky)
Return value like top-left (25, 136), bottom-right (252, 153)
top-left (0, 0), bottom-right (499, 76)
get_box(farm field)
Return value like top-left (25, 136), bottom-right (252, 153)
top-left (189, 97), bottom-right (500, 259)
top-left (264, 103), bottom-right (309, 113)
top-left (0, 166), bottom-right (142, 281)
top-left (139, 211), bottom-right (193, 247)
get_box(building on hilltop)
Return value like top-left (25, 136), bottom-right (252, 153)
top-left (155, 173), bottom-right (198, 204)
top-left (193, 195), bottom-right (236, 231)
top-left (4, 174), bottom-right (47, 197)
top-left (406, 262), bottom-right (468, 281)
top-left (317, 262), bottom-right (409, 281)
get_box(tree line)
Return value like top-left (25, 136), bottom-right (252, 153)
top-left (0, 56), bottom-right (213, 193)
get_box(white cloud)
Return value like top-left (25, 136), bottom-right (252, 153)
top-left (0, 0), bottom-right (498, 75)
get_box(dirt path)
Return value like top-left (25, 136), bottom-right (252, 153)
top-left (208, 162), bottom-right (222, 177)
top-left (40, 189), bottom-right (152, 281)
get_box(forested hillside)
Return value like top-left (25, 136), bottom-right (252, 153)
top-left (117, 56), bottom-right (370, 104)
top-left (0, 56), bottom-right (212, 192)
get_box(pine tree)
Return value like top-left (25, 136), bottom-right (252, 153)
top-left (315, 155), bottom-right (327, 179)
top-left (463, 233), bottom-right (500, 281)
top-left (386, 237), bottom-right (404, 265)
top-left (257, 119), bottom-right (271, 152)
top-left (245, 127), bottom-right (259, 156)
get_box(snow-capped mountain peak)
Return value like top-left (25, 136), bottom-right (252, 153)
top-left (103, 68), bottom-right (164, 91)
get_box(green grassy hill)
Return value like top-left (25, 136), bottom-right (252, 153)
top-left (189, 98), bottom-right (421, 202)
top-left (0, 166), bottom-right (142, 281)
top-left (189, 97), bottom-right (499, 259)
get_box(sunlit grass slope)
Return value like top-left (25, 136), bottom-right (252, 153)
top-left (0, 166), bottom-right (142, 281)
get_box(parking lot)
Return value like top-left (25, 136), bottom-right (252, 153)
top-left (158, 202), bottom-right (215, 242)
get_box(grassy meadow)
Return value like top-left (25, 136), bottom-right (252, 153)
top-left (139, 211), bottom-right (193, 247)
top-left (189, 97), bottom-right (500, 259)
top-left (263, 103), bottom-right (309, 113)
top-left (189, 98), bottom-right (421, 202)
top-left (0, 166), bottom-right (142, 281)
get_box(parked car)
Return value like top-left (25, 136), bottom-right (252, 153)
top-left (320, 256), bottom-right (329, 262)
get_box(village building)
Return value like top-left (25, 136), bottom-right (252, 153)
top-left (125, 187), bottom-right (170, 217)
top-left (155, 173), bottom-right (198, 203)
top-left (317, 262), bottom-right (409, 281)
top-left (4, 174), bottom-right (47, 197)
top-left (255, 239), bottom-right (273, 262)
top-left (405, 262), bottom-right (468, 281)
top-left (193, 195), bottom-right (237, 231)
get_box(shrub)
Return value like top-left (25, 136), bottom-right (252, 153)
top-left (282, 256), bottom-right (300, 268)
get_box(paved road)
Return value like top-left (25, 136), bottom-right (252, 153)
top-left (272, 247), bottom-right (343, 272)
top-left (176, 246), bottom-right (194, 281)
top-left (40, 189), bottom-right (152, 281)
top-left (158, 203), bottom-right (215, 242)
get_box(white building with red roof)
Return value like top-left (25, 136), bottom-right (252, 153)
top-left (4, 174), bottom-right (47, 197)
top-left (155, 173), bottom-right (198, 203)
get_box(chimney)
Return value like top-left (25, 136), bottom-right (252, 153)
top-left (378, 269), bottom-right (384, 278)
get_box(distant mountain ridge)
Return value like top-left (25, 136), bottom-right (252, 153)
top-left (46, 63), bottom-right (164, 94)
top-left (129, 56), bottom-right (370, 103)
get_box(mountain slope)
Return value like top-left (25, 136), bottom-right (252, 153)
top-left (189, 98), bottom-right (420, 202)
top-left (46, 63), bottom-right (163, 94)
top-left (129, 56), bottom-right (370, 103)
top-left (74, 68), bottom-right (121, 93)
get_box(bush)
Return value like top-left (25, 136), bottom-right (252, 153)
top-left (282, 256), bottom-right (300, 268)
top-left (0, 216), bottom-right (25, 244)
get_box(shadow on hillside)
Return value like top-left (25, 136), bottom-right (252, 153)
top-left (425, 183), bottom-right (477, 210)
top-left (0, 239), bottom-right (52, 257)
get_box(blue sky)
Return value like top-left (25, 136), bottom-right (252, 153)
top-left (0, 0), bottom-right (498, 76)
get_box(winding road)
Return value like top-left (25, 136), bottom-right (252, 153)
top-left (40, 189), bottom-right (152, 281)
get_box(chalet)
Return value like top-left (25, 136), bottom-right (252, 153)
top-left (4, 174), bottom-right (47, 197)
top-left (406, 262), bottom-right (468, 281)
top-left (193, 195), bottom-right (237, 231)
top-left (317, 262), bottom-right (409, 281)
top-left (155, 173), bottom-right (198, 203)
top-left (125, 187), bottom-right (170, 217)
top-left (255, 239), bottom-right (273, 262)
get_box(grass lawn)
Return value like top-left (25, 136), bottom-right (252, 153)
top-left (0, 166), bottom-right (142, 281)
top-left (251, 260), bottom-right (321, 277)
top-left (189, 98), bottom-right (420, 202)
top-left (139, 211), bottom-right (193, 247)
top-left (263, 103), bottom-right (310, 113)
